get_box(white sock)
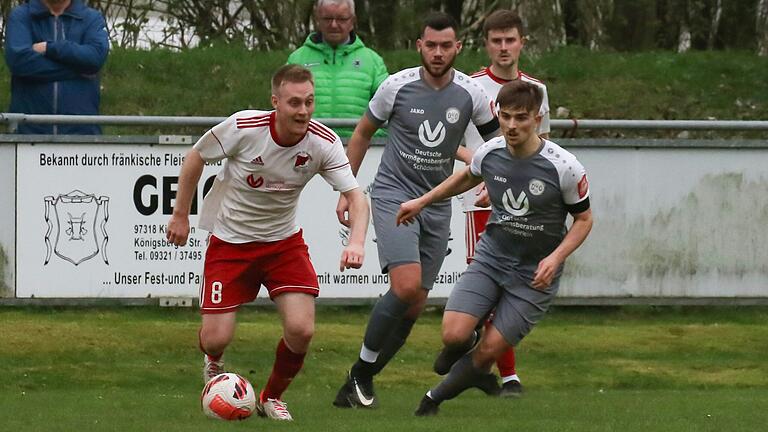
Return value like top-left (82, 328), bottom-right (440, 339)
top-left (502, 374), bottom-right (520, 384)
top-left (359, 345), bottom-right (379, 363)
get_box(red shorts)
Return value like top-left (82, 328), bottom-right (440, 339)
top-left (199, 230), bottom-right (319, 314)
top-left (465, 210), bottom-right (491, 264)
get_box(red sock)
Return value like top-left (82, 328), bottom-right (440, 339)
top-left (496, 346), bottom-right (516, 377)
top-left (262, 338), bottom-right (306, 401)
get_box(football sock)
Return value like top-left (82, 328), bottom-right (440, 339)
top-left (496, 346), bottom-right (517, 378)
top-left (369, 318), bottom-right (416, 375)
top-left (502, 374), bottom-right (521, 384)
top-left (262, 338), bottom-right (305, 401)
top-left (351, 290), bottom-right (410, 378)
top-left (429, 354), bottom-right (489, 403)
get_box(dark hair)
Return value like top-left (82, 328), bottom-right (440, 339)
top-left (482, 10), bottom-right (525, 38)
top-left (421, 11), bottom-right (459, 37)
top-left (271, 64), bottom-right (314, 94)
top-left (496, 80), bottom-right (542, 113)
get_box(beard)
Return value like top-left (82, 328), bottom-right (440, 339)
top-left (420, 51), bottom-right (455, 79)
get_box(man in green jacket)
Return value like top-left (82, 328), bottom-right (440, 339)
top-left (288, 0), bottom-right (388, 137)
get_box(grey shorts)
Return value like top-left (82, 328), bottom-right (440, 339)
top-left (371, 198), bottom-right (451, 290)
top-left (445, 262), bottom-right (559, 346)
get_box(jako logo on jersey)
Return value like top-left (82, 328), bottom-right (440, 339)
top-left (410, 108), bottom-right (425, 114)
top-left (418, 120), bottom-right (446, 148)
top-left (247, 175), bottom-right (264, 188)
top-left (294, 151), bottom-right (312, 169)
top-left (502, 189), bottom-right (529, 216)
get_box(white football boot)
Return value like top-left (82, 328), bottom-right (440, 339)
top-left (202, 354), bottom-right (224, 383)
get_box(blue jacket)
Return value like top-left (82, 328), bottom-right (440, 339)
top-left (5, 0), bottom-right (109, 134)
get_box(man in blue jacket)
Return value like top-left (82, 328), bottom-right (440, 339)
top-left (5, 0), bottom-right (109, 135)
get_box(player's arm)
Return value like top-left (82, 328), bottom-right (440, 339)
top-left (397, 167), bottom-right (482, 226)
top-left (166, 149), bottom-right (205, 246)
top-left (455, 145), bottom-right (472, 164)
top-left (336, 114), bottom-right (379, 226)
top-left (532, 208), bottom-right (593, 290)
top-left (339, 187), bottom-right (370, 271)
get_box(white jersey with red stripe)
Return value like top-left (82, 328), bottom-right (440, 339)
top-left (195, 110), bottom-right (358, 243)
top-left (461, 67), bottom-right (551, 212)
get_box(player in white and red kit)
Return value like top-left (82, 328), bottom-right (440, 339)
top-left (460, 10), bottom-right (551, 398)
top-left (166, 65), bottom-right (369, 421)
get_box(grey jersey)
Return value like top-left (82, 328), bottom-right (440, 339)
top-left (367, 66), bottom-right (499, 205)
top-left (470, 137), bottom-right (591, 279)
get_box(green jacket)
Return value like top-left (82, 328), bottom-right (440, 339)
top-left (287, 32), bottom-right (388, 136)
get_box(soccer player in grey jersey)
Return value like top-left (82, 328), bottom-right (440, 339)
top-left (333, 12), bottom-right (500, 409)
top-left (397, 80), bottom-right (593, 416)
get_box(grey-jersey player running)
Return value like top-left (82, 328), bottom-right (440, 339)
top-left (397, 80), bottom-right (593, 416)
top-left (333, 12), bottom-right (500, 409)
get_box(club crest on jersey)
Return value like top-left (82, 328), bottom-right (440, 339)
top-left (529, 179), bottom-right (545, 196)
top-left (445, 107), bottom-right (460, 124)
top-left (43, 190), bottom-right (110, 266)
top-left (502, 188), bottom-right (529, 217)
top-left (294, 151), bottom-right (312, 170)
top-left (247, 174), bottom-right (264, 188)
top-left (578, 174), bottom-right (589, 198)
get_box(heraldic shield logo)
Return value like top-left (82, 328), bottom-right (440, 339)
top-left (44, 190), bottom-right (110, 266)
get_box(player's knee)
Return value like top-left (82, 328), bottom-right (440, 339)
top-left (441, 326), bottom-right (473, 348)
top-left (392, 283), bottom-right (426, 304)
top-left (284, 321), bottom-right (314, 347)
top-left (200, 327), bottom-right (233, 353)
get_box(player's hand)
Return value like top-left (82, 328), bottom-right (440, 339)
top-left (396, 198), bottom-right (425, 226)
top-left (336, 194), bottom-right (350, 227)
top-left (340, 242), bottom-right (364, 271)
top-left (532, 254), bottom-right (562, 290)
top-left (166, 214), bottom-right (190, 246)
top-left (32, 42), bottom-right (47, 54)
top-left (474, 184), bottom-right (490, 208)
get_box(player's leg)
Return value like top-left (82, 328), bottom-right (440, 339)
top-left (200, 312), bottom-right (236, 382)
top-left (198, 235), bottom-right (262, 383)
top-left (416, 315), bottom-right (506, 416)
top-left (335, 263), bottom-right (425, 408)
top-left (335, 199), bottom-right (427, 408)
top-left (258, 231), bottom-right (320, 421)
top-left (495, 343), bottom-right (522, 397)
top-left (415, 268), bottom-right (501, 416)
top-left (257, 292), bottom-right (315, 421)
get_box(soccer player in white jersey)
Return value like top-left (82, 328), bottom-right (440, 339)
top-left (453, 10), bottom-right (552, 397)
top-left (166, 65), bottom-right (369, 421)
top-left (332, 12), bottom-right (500, 409)
top-left (398, 80), bottom-right (593, 416)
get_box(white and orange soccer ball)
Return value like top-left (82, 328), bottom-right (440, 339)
top-left (201, 373), bottom-right (257, 420)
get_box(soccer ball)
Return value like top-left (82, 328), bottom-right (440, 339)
top-left (201, 373), bottom-right (257, 420)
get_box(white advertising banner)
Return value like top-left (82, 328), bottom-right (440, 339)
top-left (16, 144), bottom-right (467, 298)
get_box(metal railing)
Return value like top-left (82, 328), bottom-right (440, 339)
top-left (2, 113), bottom-right (768, 133)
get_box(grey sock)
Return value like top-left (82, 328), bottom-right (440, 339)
top-left (351, 290), bottom-right (410, 379)
top-left (362, 290), bottom-right (410, 353)
top-left (429, 354), bottom-right (489, 402)
top-left (370, 318), bottom-right (416, 375)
